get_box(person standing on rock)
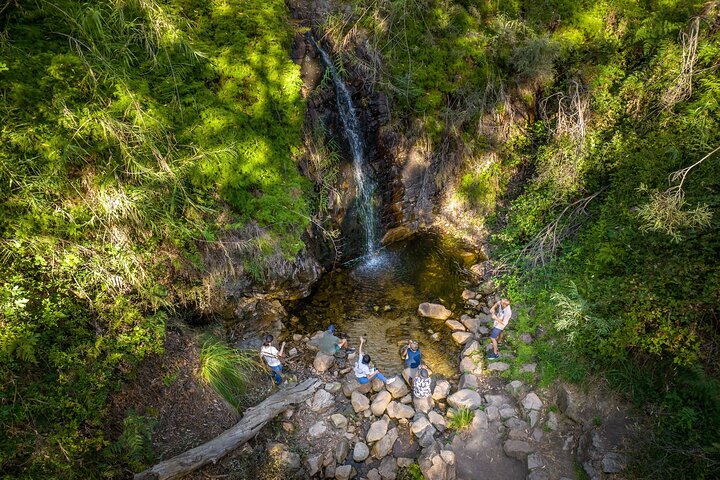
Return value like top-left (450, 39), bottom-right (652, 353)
top-left (412, 367), bottom-right (432, 398)
top-left (488, 298), bottom-right (512, 360)
top-left (260, 334), bottom-right (285, 385)
top-left (354, 337), bottom-right (396, 384)
top-left (401, 339), bottom-right (422, 385)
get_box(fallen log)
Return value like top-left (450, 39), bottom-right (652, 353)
top-left (135, 378), bottom-right (322, 480)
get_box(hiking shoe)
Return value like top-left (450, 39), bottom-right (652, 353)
top-left (345, 348), bottom-right (356, 354)
top-left (487, 353), bottom-right (499, 360)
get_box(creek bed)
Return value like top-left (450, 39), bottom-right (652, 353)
top-left (289, 231), bottom-right (478, 378)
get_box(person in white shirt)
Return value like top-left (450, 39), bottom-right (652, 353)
top-left (488, 298), bottom-right (512, 360)
top-left (260, 334), bottom-right (285, 385)
top-left (354, 337), bottom-right (395, 385)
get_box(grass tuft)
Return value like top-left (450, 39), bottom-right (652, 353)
top-left (447, 407), bottom-right (475, 431)
top-left (199, 335), bottom-right (261, 410)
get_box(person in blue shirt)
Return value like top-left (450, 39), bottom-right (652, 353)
top-left (402, 340), bottom-right (422, 385)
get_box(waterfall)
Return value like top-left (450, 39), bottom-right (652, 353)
top-left (308, 34), bottom-right (379, 255)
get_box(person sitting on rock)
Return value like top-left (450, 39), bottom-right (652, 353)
top-left (260, 334), bottom-right (285, 385)
top-left (488, 297), bottom-right (512, 360)
top-left (354, 337), bottom-right (396, 385)
top-left (412, 367), bottom-right (432, 398)
top-left (401, 339), bottom-right (422, 384)
top-left (319, 325), bottom-right (352, 356)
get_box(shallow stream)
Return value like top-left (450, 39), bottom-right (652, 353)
top-left (289, 231), bottom-right (479, 378)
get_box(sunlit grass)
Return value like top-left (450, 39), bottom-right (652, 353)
top-left (447, 407), bottom-right (475, 431)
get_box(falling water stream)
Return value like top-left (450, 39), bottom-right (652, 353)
top-left (307, 33), bottom-right (379, 255)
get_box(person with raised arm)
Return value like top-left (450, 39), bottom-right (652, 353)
top-left (354, 337), bottom-right (396, 384)
top-left (260, 334), bottom-right (285, 385)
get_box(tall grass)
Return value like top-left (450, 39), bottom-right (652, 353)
top-left (447, 407), bottom-right (475, 431)
top-left (199, 336), bottom-right (261, 410)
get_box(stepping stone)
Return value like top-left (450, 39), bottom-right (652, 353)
top-left (418, 302), bottom-right (452, 320)
top-left (487, 361), bottom-right (510, 372)
top-left (452, 331), bottom-right (473, 344)
top-left (386, 401), bottom-right (415, 419)
top-left (521, 392), bottom-right (543, 411)
top-left (309, 421), bottom-right (326, 437)
top-left (310, 389), bottom-right (335, 412)
top-left (446, 319), bottom-right (466, 331)
top-left (351, 390), bottom-right (370, 413)
top-left (462, 340), bottom-right (482, 357)
top-left (372, 427), bottom-right (399, 459)
top-left (503, 440), bottom-right (532, 460)
top-left (313, 351), bottom-right (335, 372)
top-left (330, 413), bottom-right (347, 429)
top-left (386, 378), bottom-right (410, 399)
top-left (505, 380), bottom-right (524, 397)
top-left (366, 419), bottom-right (388, 443)
top-left (447, 389), bottom-right (483, 410)
top-left (462, 289), bottom-right (476, 300)
top-left (520, 363), bottom-right (537, 373)
top-left (371, 390), bottom-right (392, 417)
top-left (432, 380), bottom-right (451, 400)
top-left (459, 373), bottom-right (479, 390)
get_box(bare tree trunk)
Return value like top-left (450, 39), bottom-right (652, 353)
top-left (135, 378), bottom-right (322, 480)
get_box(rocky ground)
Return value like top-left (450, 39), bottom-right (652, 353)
top-left (190, 266), bottom-right (634, 480)
top-left (122, 263), bottom-right (635, 480)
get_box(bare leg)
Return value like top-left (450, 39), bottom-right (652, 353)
top-left (491, 337), bottom-right (498, 355)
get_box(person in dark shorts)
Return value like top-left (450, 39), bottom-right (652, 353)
top-left (488, 298), bottom-right (512, 360)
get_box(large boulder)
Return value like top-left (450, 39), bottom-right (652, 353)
top-left (458, 373), bottom-right (479, 391)
top-left (460, 316), bottom-right (481, 333)
top-left (413, 395), bottom-right (433, 414)
top-left (445, 319), bottom-right (466, 331)
top-left (432, 380), bottom-right (451, 400)
top-left (418, 302), bottom-right (452, 320)
top-left (462, 340), bottom-right (482, 357)
top-left (310, 389), bottom-right (335, 412)
top-left (387, 401), bottom-right (415, 419)
top-left (428, 411), bottom-right (447, 431)
top-left (372, 427), bottom-right (399, 459)
top-left (335, 464), bottom-right (353, 480)
top-left (371, 390), bottom-right (393, 417)
top-left (351, 391), bottom-right (370, 413)
top-left (419, 447), bottom-right (456, 480)
top-left (452, 331), bottom-right (473, 344)
top-left (521, 392), bottom-right (543, 412)
top-left (378, 456), bottom-right (398, 479)
top-left (459, 357), bottom-right (482, 376)
top-left (386, 378), bottom-right (410, 399)
top-left (342, 375), bottom-right (372, 397)
top-left (503, 440), bottom-right (532, 461)
top-left (461, 289), bottom-right (476, 300)
top-left (366, 418), bottom-right (389, 443)
top-left (313, 351), bottom-right (335, 372)
top-left (447, 389), bottom-right (483, 410)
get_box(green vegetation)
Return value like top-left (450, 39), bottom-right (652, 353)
top-left (397, 462), bottom-right (425, 480)
top-left (2, 0), bottom-right (720, 477)
top-left (447, 407), bottom-right (475, 431)
top-left (0, 0), bottom-right (309, 476)
top-left (199, 336), bottom-right (261, 410)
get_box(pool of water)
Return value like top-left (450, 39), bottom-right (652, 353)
top-left (288, 231), bottom-right (480, 378)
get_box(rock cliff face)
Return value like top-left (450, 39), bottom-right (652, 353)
top-left (288, 0), bottom-right (533, 257)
